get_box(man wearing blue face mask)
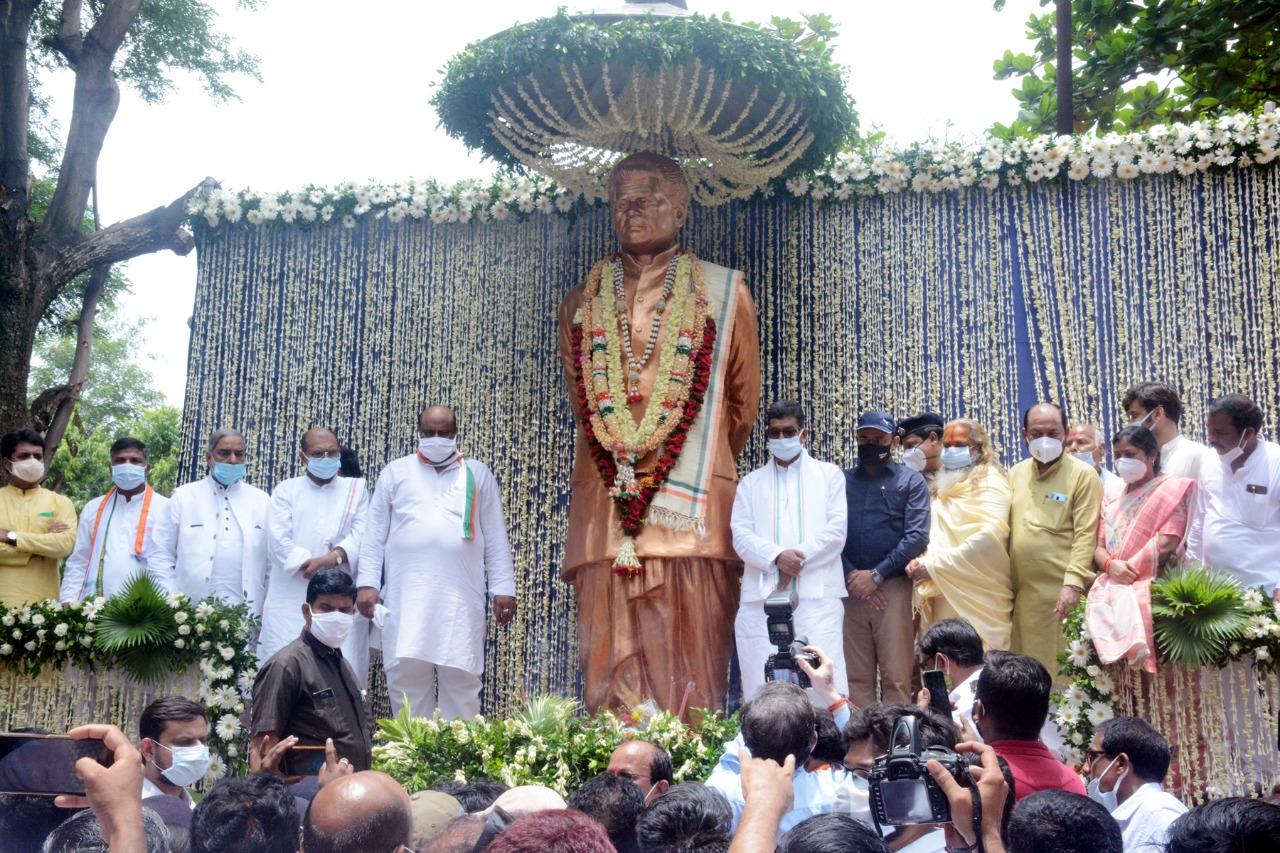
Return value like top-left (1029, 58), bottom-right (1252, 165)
top-left (259, 428), bottom-right (371, 680)
top-left (138, 696), bottom-right (210, 809)
top-left (149, 428), bottom-right (271, 616)
top-left (62, 436), bottom-right (170, 603)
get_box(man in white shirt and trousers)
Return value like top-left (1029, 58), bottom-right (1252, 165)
top-left (149, 428), bottom-right (271, 617)
top-left (357, 405), bottom-right (517, 720)
top-left (1186, 393), bottom-right (1280, 789)
top-left (259, 427), bottom-right (372, 686)
top-left (731, 400), bottom-right (849, 700)
top-left (62, 437), bottom-right (170, 602)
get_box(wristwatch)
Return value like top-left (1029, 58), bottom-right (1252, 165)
top-left (4, 531), bottom-right (16, 546)
top-left (869, 569), bottom-right (883, 586)
top-left (333, 549), bottom-right (347, 566)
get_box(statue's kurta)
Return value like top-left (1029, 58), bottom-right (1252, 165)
top-left (559, 243), bottom-right (760, 714)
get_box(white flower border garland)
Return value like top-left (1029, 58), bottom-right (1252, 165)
top-left (188, 108), bottom-right (1280, 231)
top-left (0, 594), bottom-right (258, 785)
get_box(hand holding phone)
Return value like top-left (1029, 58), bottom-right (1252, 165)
top-left (921, 670), bottom-right (954, 719)
top-left (0, 733), bottom-right (113, 796)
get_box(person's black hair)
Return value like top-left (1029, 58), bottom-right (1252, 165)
top-left (109, 436), bottom-right (149, 459)
top-left (765, 400), bottom-right (806, 430)
top-left (338, 446), bottom-right (363, 479)
top-left (1111, 425), bottom-right (1162, 475)
top-left (1163, 797), bottom-right (1280, 853)
top-left (42, 806), bottom-right (171, 853)
top-left (1121, 382), bottom-right (1186, 424)
top-left (1, 429), bottom-right (44, 460)
top-left (1208, 394), bottom-right (1266, 433)
top-left (190, 773), bottom-right (299, 853)
top-left (740, 682), bottom-right (816, 765)
top-left (1006, 790), bottom-right (1121, 853)
top-left (635, 782), bottom-right (731, 853)
top-left (301, 784), bottom-right (413, 853)
top-left (1096, 717), bottom-right (1172, 782)
top-left (776, 813), bottom-right (892, 853)
top-left (0, 792), bottom-right (74, 853)
top-left (974, 651), bottom-right (1050, 740)
top-left (842, 703), bottom-right (959, 754)
top-left (919, 619), bottom-right (985, 668)
top-left (567, 772), bottom-right (644, 853)
top-left (426, 778), bottom-right (508, 813)
top-left (645, 742), bottom-right (675, 787)
top-left (811, 710), bottom-right (847, 765)
top-left (1022, 402), bottom-right (1067, 431)
top-left (306, 567), bottom-right (357, 604)
top-left (139, 696), bottom-right (207, 742)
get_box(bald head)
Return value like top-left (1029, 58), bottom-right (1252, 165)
top-left (607, 740), bottom-right (672, 803)
top-left (300, 427), bottom-right (339, 455)
top-left (1022, 402), bottom-right (1067, 443)
top-left (303, 771), bottom-right (412, 853)
top-left (418, 405), bottom-right (457, 438)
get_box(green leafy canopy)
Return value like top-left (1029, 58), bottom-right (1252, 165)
top-left (992, 0), bottom-right (1280, 136)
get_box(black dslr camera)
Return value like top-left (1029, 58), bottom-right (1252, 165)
top-left (762, 586), bottom-right (820, 688)
top-left (868, 715), bottom-right (969, 827)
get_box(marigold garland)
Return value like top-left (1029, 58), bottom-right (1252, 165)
top-left (571, 250), bottom-right (717, 576)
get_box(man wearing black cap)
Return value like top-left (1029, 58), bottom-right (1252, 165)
top-left (840, 411), bottom-right (930, 707)
top-left (898, 412), bottom-right (946, 489)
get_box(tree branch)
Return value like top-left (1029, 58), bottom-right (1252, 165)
top-left (43, 185), bottom-right (198, 289)
top-left (42, 260), bottom-right (110, 459)
top-left (83, 0), bottom-right (140, 58)
top-left (41, 0), bottom-right (85, 68)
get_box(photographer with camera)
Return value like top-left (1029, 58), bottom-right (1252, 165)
top-left (731, 401), bottom-right (850, 701)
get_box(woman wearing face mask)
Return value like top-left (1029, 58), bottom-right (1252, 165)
top-left (1085, 426), bottom-right (1198, 673)
top-left (907, 419), bottom-right (1015, 651)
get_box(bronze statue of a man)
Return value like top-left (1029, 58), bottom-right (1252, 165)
top-left (558, 152), bottom-right (760, 714)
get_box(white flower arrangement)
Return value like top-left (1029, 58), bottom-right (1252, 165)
top-left (186, 108), bottom-right (1280, 235)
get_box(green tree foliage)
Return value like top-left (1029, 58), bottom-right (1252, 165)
top-left (993, 1), bottom-right (1280, 137)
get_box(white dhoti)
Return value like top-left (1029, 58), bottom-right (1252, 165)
top-left (736, 597), bottom-right (847, 703)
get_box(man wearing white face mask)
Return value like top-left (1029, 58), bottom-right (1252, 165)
top-left (259, 427), bottom-right (371, 682)
top-left (251, 567), bottom-right (373, 773)
top-left (1084, 717), bottom-right (1186, 851)
top-left (138, 695), bottom-right (211, 809)
top-left (1187, 394), bottom-right (1280, 604)
top-left (897, 413), bottom-right (945, 491)
top-left (0, 429), bottom-right (76, 607)
top-left (357, 405), bottom-right (517, 719)
top-left (62, 437), bottom-right (170, 603)
top-left (1065, 423), bottom-right (1123, 497)
top-left (1007, 403), bottom-right (1102, 680)
top-left (731, 400), bottom-right (849, 701)
top-left (149, 428), bottom-right (271, 614)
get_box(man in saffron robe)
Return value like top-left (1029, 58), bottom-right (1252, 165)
top-left (558, 152), bottom-right (760, 715)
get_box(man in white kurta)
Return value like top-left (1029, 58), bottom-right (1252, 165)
top-left (357, 406), bottom-right (517, 719)
top-left (1187, 395), bottom-right (1280, 599)
top-left (259, 428), bottom-right (372, 685)
top-left (148, 429), bottom-right (271, 615)
top-left (62, 437), bottom-right (170, 602)
top-left (731, 401), bottom-right (848, 701)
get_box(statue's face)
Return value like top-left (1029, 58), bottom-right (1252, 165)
top-left (609, 170), bottom-right (687, 256)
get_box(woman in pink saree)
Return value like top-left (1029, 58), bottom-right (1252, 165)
top-left (1086, 425), bottom-right (1198, 672)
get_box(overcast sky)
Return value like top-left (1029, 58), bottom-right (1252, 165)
top-left (42, 0), bottom-right (1044, 403)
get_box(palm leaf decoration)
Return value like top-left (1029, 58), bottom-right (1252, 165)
top-left (516, 695), bottom-right (581, 737)
top-left (1150, 564), bottom-right (1251, 667)
top-left (93, 573), bottom-right (180, 682)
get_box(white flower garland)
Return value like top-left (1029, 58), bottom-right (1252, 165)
top-left (188, 108), bottom-right (1280, 231)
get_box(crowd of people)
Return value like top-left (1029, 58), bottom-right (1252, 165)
top-left (3, 626), bottom-right (1278, 852)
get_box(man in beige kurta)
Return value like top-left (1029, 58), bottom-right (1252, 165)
top-left (1008, 403), bottom-right (1102, 679)
top-left (558, 153), bottom-right (760, 715)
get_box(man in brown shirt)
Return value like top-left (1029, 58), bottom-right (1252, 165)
top-left (558, 152), bottom-right (760, 715)
top-left (249, 568), bottom-right (372, 772)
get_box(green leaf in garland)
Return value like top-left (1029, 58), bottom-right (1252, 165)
top-left (92, 573), bottom-right (181, 683)
top-left (1150, 563), bottom-right (1252, 667)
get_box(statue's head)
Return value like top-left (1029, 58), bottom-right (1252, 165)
top-left (607, 152), bottom-right (690, 256)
